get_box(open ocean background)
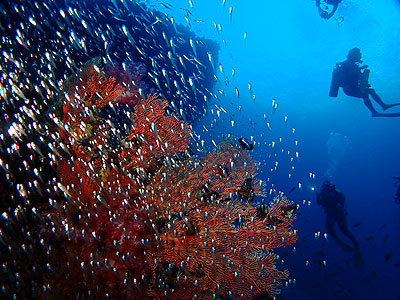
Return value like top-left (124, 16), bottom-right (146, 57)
top-left (161, 0), bottom-right (400, 299)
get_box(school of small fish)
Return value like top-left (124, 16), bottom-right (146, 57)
top-left (0, 0), bottom-right (318, 298)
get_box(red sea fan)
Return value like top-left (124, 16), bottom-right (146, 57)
top-left (105, 61), bottom-right (148, 106)
top-left (123, 93), bottom-right (191, 169)
top-left (41, 58), bottom-right (297, 300)
top-left (147, 196), bottom-right (297, 299)
top-left (142, 140), bottom-right (297, 299)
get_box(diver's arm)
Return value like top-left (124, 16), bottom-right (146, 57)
top-left (319, 9), bottom-right (335, 19)
top-left (316, 0), bottom-right (331, 19)
top-left (327, 4), bottom-right (339, 18)
top-left (319, 4), bottom-right (339, 19)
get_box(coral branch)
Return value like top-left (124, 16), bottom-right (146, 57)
top-left (124, 94), bottom-right (191, 168)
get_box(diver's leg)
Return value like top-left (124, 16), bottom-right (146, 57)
top-left (361, 94), bottom-right (400, 117)
top-left (363, 96), bottom-right (379, 116)
top-left (326, 215), bottom-right (352, 251)
top-left (337, 217), bottom-right (359, 250)
top-left (369, 89), bottom-right (400, 110)
top-left (338, 217), bottom-right (363, 267)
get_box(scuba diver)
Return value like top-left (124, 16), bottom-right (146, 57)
top-left (315, 0), bottom-right (342, 19)
top-left (316, 180), bottom-right (363, 266)
top-left (329, 47), bottom-right (400, 117)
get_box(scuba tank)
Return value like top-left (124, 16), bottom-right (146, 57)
top-left (360, 68), bottom-right (370, 92)
top-left (329, 64), bottom-right (341, 97)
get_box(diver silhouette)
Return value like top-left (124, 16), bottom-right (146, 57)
top-left (316, 0), bottom-right (342, 19)
top-left (316, 181), bottom-right (363, 266)
top-left (330, 47), bottom-right (400, 117)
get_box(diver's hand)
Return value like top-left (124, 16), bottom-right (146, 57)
top-left (360, 65), bottom-right (369, 70)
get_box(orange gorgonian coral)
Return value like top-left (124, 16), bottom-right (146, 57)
top-left (43, 59), bottom-right (297, 300)
top-left (122, 93), bottom-right (191, 168)
top-left (142, 140), bottom-right (297, 299)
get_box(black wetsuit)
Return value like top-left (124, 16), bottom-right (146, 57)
top-left (337, 59), bottom-right (400, 116)
top-left (340, 60), bottom-right (369, 98)
top-left (317, 187), bottom-right (359, 251)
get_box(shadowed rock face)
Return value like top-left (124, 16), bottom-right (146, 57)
top-left (0, 1), bottom-right (218, 298)
top-left (1, 0), bottom-right (219, 124)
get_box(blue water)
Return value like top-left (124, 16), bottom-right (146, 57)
top-left (164, 0), bottom-right (400, 299)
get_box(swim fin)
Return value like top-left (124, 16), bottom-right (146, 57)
top-left (372, 112), bottom-right (400, 117)
top-left (383, 103), bottom-right (400, 110)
